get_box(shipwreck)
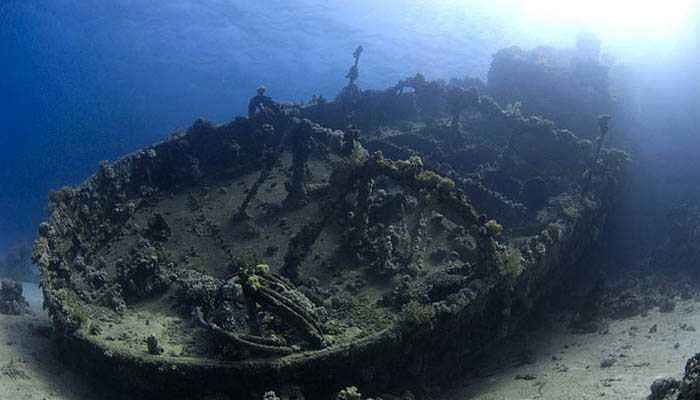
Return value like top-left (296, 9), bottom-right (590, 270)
top-left (33, 62), bottom-right (627, 399)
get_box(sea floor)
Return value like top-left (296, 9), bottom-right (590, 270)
top-left (1, 284), bottom-right (697, 400)
top-left (444, 303), bottom-right (700, 400)
top-left (0, 283), bottom-right (118, 400)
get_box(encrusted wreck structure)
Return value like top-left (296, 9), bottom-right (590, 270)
top-left (34, 60), bottom-right (627, 398)
top-left (0, 240), bottom-right (37, 282)
top-left (0, 279), bottom-right (31, 315)
top-left (487, 35), bottom-right (614, 140)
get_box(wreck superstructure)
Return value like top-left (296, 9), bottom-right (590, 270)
top-left (33, 73), bottom-right (627, 399)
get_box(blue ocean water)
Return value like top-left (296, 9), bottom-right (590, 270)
top-left (0, 1), bottom-right (535, 249)
top-left (0, 1), bottom-right (697, 251)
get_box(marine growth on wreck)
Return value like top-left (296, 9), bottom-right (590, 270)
top-left (30, 44), bottom-right (631, 399)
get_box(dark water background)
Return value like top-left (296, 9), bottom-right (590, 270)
top-left (0, 0), bottom-right (698, 255)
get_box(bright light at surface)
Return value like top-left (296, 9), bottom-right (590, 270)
top-left (514, 0), bottom-right (697, 38)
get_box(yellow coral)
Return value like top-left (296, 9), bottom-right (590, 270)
top-left (247, 275), bottom-right (262, 291)
top-left (255, 264), bottom-right (270, 274)
top-left (485, 219), bottom-right (503, 236)
top-left (55, 288), bottom-right (88, 329)
top-left (499, 248), bottom-right (524, 279)
top-left (337, 386), bottom-right (362, 400)
top-left (417, 170), bottom-right (455, 191)
top-left (401, 300), bottom-right (435, 329)
top-left (350, 141), bottom-right (369, 166)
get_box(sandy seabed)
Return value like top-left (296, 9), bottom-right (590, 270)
top-left (445, 303), bottom-right (700, 400)
top-left (1, 284), bottom-right (697, 400)
top-left (0, 283), bottom-right (119, 400)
